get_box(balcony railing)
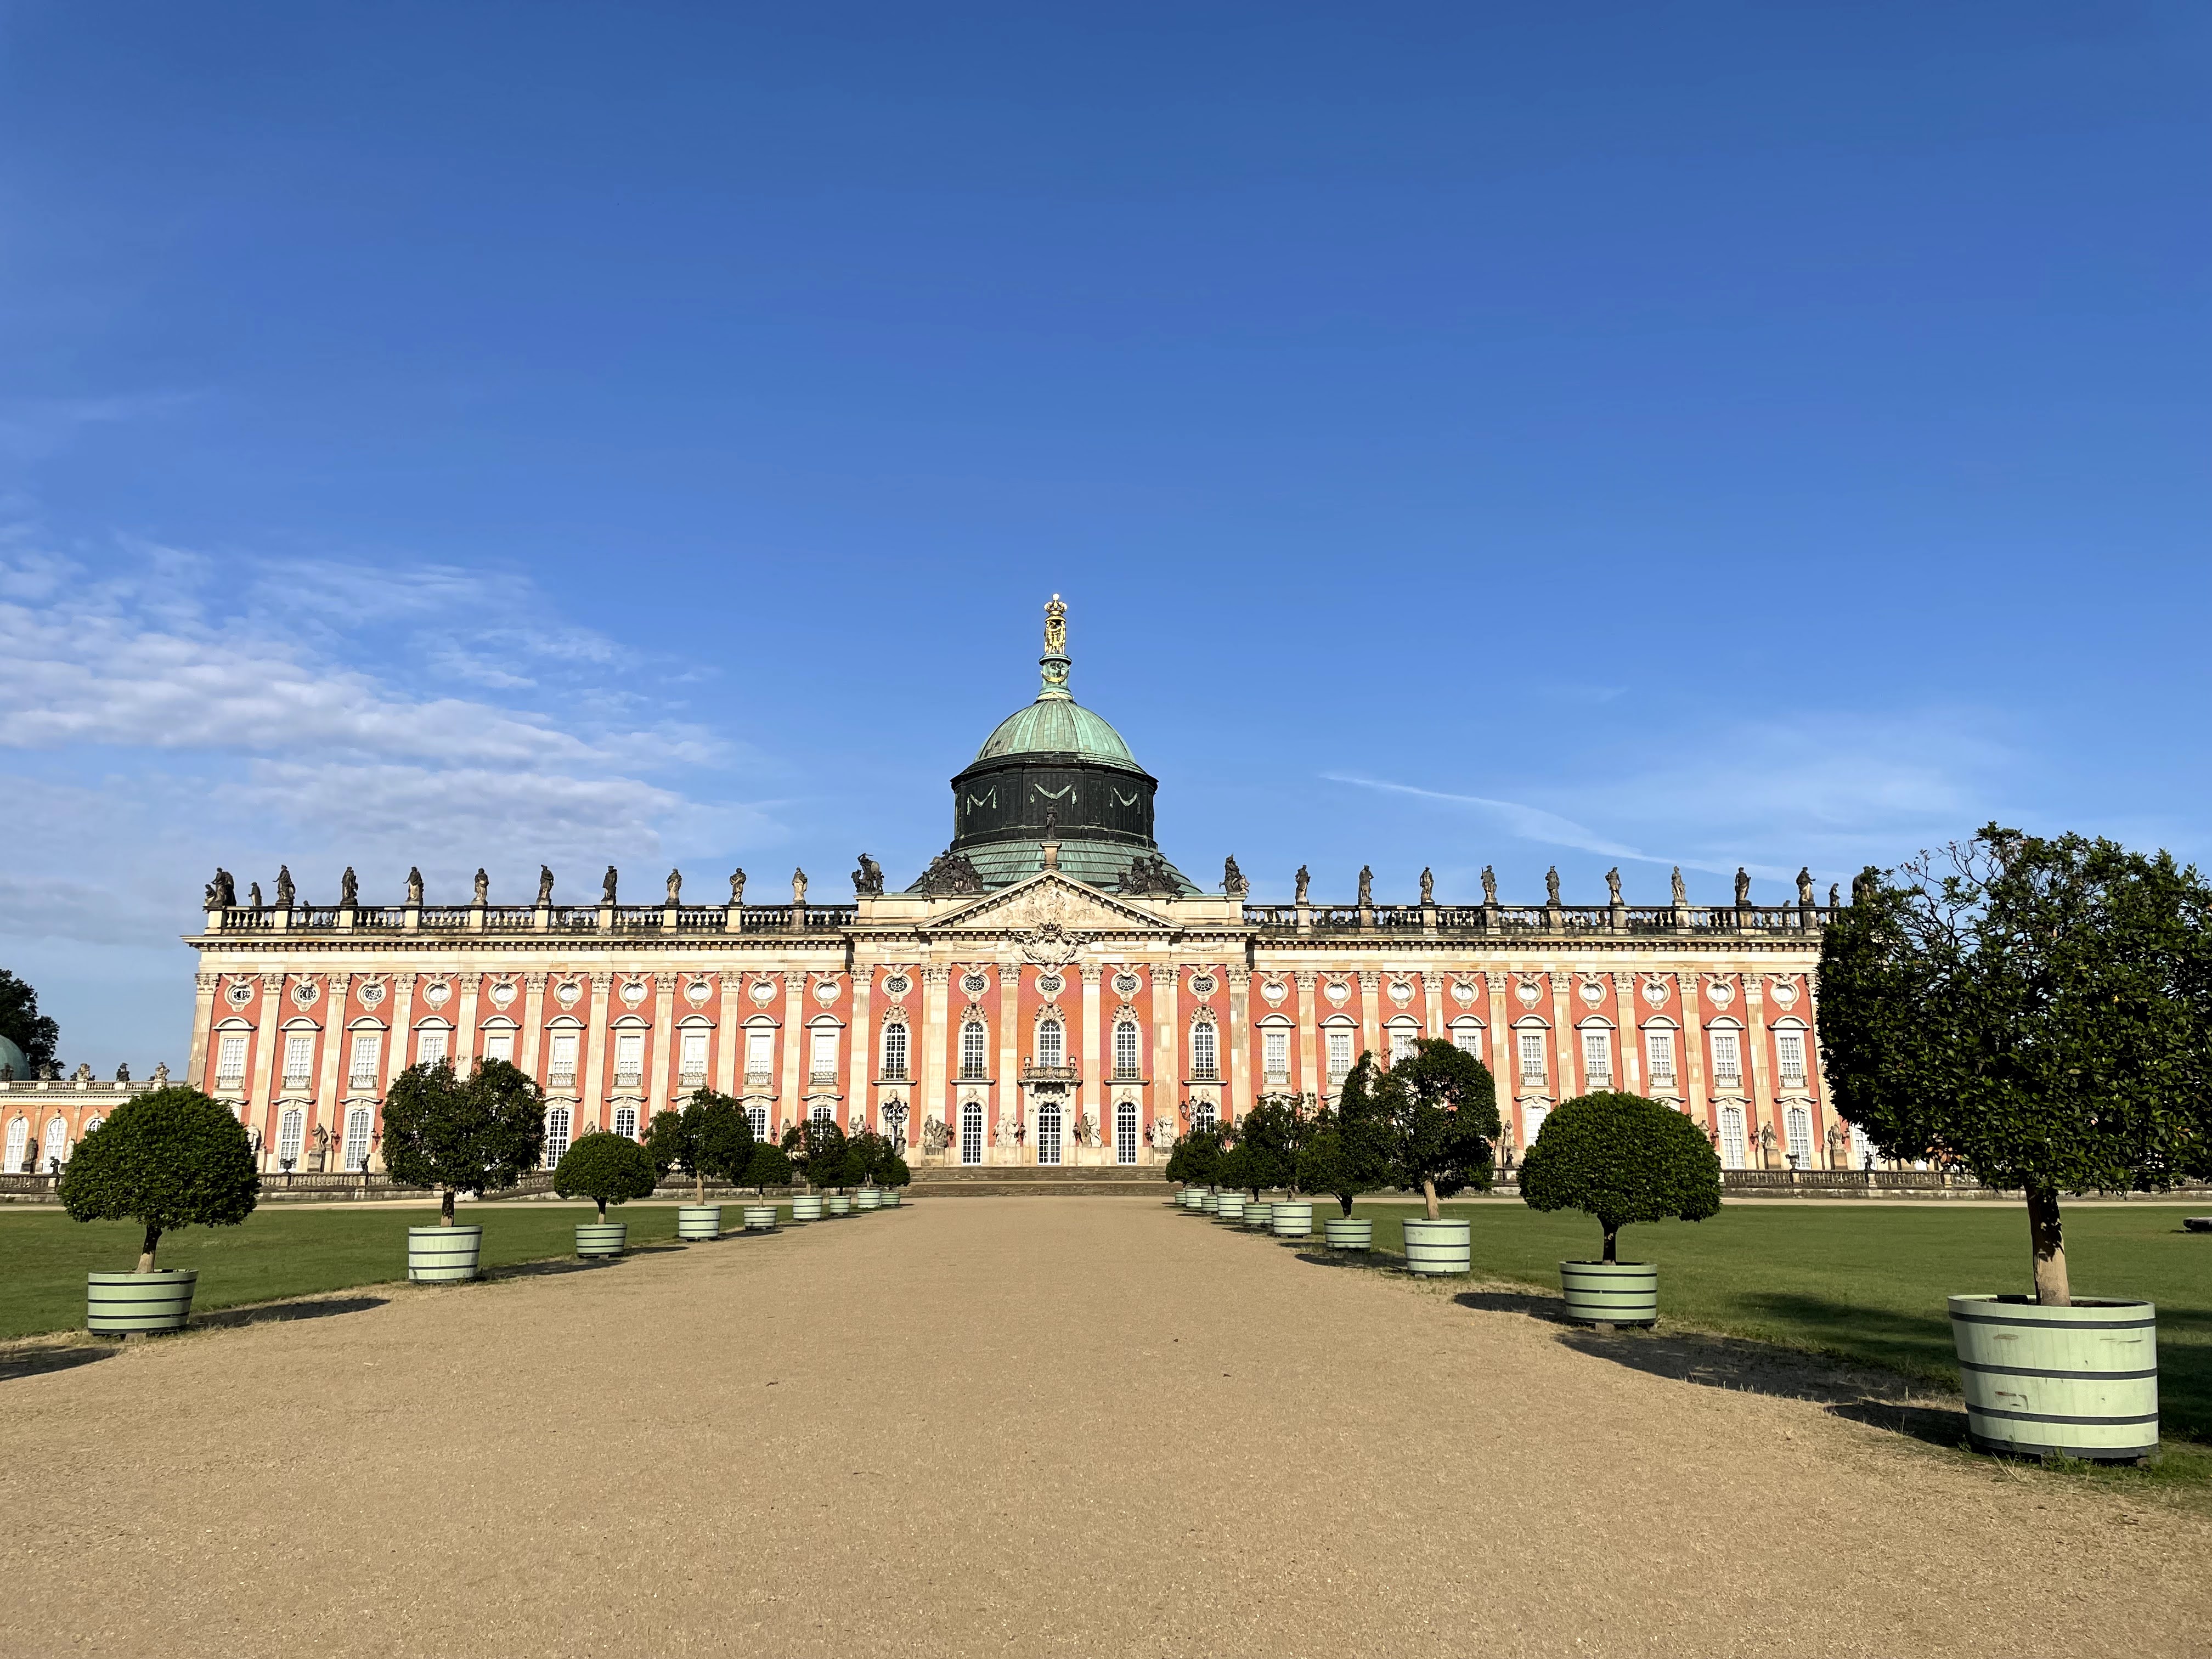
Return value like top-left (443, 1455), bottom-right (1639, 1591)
top-left (808, 1069), bottom-right (838, 1086)
top-left (1241, 901), bottom-right (1834, 936)
top-left (1020, 1061), bottom-right (1080, 1084)
top-left (743, 1069), bottom-right (772, 1088)
top-left (678, 1068), bottom-right (707, 1088)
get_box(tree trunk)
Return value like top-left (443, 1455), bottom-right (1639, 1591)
top-left (440, 1187), bottom-right (456, 1226)
top-left (137, 1223), bottom-right (162, 1273)
top-left (1602, 1221), bottom-right (1618, 1264)
top-left (695, 1170), bottom-right (705, 1204)
top-left (1422, 1176), bottom-right (1439, 1221)
top-left (597, 1197), bottom-right (608, 1220)
top-left (1339, 1194), bottom-right (1355, 1217)
top-left (2025, 1184), bottom-right (2070, 1306)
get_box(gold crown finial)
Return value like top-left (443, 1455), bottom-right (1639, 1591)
top-left (1039, 595), bottom-right (1070, 698)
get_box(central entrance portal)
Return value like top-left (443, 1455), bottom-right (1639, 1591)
top-left (1035, 1097), bottom-right (1063, 1165)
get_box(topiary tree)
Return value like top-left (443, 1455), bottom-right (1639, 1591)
top-left (1381, 1039), bottom-right (1500, 1219)
top-left (1235, 1095), bottom-right (1312, 1197)
top-left (646, 1088), bottom-right (757, 1203)
top-left (554, 1131), bottom-right (659, 1220)
top-left (1164, 1124), bottom-right (1224, 1189)
top-left (783, 1119), bottom-right (850, 1192)
top-left (744, 1138), bottom-right (794, 1193)
top-left (58, 1086), bottom-right (258, 1271)
top-left (380, 1058), bottom-right (546, 1226)
top-left (1820, 826), bottom-right (2212, 1305)
top-left (1217, 1136), bottom-right (1257, 1199)
top-left (1519, 1091), bottom-right (1722, 1261)
top-left (845, 1128), bottom-right (898, 1188)
top-left (879, 1151), bottom-right (911, 1189)
top-left (1297, 1062), bottom-right (1393, 1216)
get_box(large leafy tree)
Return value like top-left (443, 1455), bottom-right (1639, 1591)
top-left (554, 1132), bottom-right (659, 1220)
top-left (1234, 1095), bottom-right (1313, 1197)
top-left (59, 1086), bottom-right (258, 1271)
top-left (743, 1139), bottom-right (794, 1192)
top-left (1164, 1124), bottom-right (1224, 1189)
top-left (782, 1118), bottom-right (850, 1191)
top-left (0, 968), bottom-right (59, 1075)
top-left (1297, 1058), bottom-right (1393, 1215)
top-left (1381, 1039), bottom-right (1500, 1220)
top-left (1519, 1091), bottom-right (1721, 1261)
top-left (380, 1058), bottom-right (547, 1225)
top-left (1820, 826), bottom-right (2212, 1305)
top-left (646, 1088), bottom-right (756, 1202)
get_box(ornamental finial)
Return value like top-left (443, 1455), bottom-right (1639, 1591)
top-left (1039, 592), bottom-right (1071, 699)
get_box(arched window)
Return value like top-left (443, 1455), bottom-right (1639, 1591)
top-left (277, 1107), bottom-right (305, 1167)
top-left (1718, 1103), bottom-right (1747, 1170)
top-left (415, 1024), bottom-right (450, 1069)
top-left (960, 1099), bottom-right (984, 1165)
top-left (1709, 1021), bottom-right (1745, 1086)
top-left (612, 1105), bottom-right (638, 1141)
top-left (81, 1115), bottom-right (103, 1138)
top-left (1774, 1021), bottom-right (1809, 1087)
top-left (1522, 1101), bottom-right (1550, 1148)
top-left (1324, 1022), bottom-right (1355, 1082)
top-left (342, 1107), bottom-right (373, 1172)
top-left (810, 1101), bottom-right (834, 1128)
top-left (1515, 1025), bottom-right (1548, 1088)
top-left (215, 1024), bottom-right (250, 1089)
top-left (1387, 1019), bottom-right (1419, 1064)
top-left (1114, 1020), bottom-right (1141, 1079)
top-left (613, 1026), bottom-right (646, 1088)
top-left (881, 1022), bottom-right (909, 1081)
top-left (542, 1105), bottom-right (572, 1169)
top-left (42, 1115), bottom-right (67, 1169)
top-left (808, 1021), bottom-right (840, 1085)
top-left (1190, 1020), bottom-right (1218, 1081)
top-left (1449, 1019), bottom-right (1483, 1060)
top-left (960, 1020), bottom-right (988, 1081)
top-left (1261, 1020), bottom-right (1291, 1085)
top-left (745, 1103), bottom-right (769, 1142)
top-left (1036, 1018), bottom-right (1064, 1069)
top-left (1577, 1019), bottom-right (1614, 1087)
top-left (281, 1029), bottom-right (316, 1087)
top-left (4, 1117), bottom-right (27, 1170)
top-left (479, 1019), bottom-right (516, 1065)
top-left (1642, 1019), bottom-right (1678, 1087)
top-left (678, 1024), bottom-right (709, 1087)
top-left (1189, 1099), bottom-right (1217, 1133)
top-left (1785, 1103), bottom-right (1813, 1166)
top-left (743, 1022), bottom-right (775, 1085)
top-left (346, 1026), bottom-right (383, 1093)
top-left (1115, 1099), bottom-right (1138, 1165)
top-left (1035, 1096), bottom-right (1063, 1165)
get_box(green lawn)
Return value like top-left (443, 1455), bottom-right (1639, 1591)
top-left (1313, 1200), bottom-right (2212, 1442)
top-left (0, 1201), bottom-right (806, 1343)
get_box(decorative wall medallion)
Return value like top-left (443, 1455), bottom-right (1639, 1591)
top-left (882, 974), bottom-right (912, 1000)
top-left (1578, 978), bottom-right (1604, 1007)
top-left (1387, 978), bottom-right (1414, 1007)
top-left (1769, 978), bottom-right (1799, 1009)
top-left (1706, 978), bottom-right (1736, 1009)
top-left (1515, 977), bottom-right (1542, 1008)
top-left (488, 980), bottom-right (517, 1010)
top-left (1189, 973), bottom-right (1216, 997)
top-left (1260, 977), bottom-right (1288, 1007)
top-left (1035, 972), bottom-right (1065, 997)
top-left (812, 975), bottom-right (840, 1006)
top-left (554, 979), bottom-right (582, 1009)
top-left (1451, 979), bottom-right (1476, 1007)
top-left (422, 980), bottom-right (452, 1009)
top-left (1113, 970), bottom-right (1141, 997)
top-left (1323, 977), bottom-right (1351, 1008)
top-left (684, 977), bottom-right (712, 1006)
top-left (290, 979), bottom-right (321, 1009)
top-left (359, 980), bottom-right (388, 1008)
top-left (225, 979), bottom-right (255, 1007)
top-left (748, 977), bottom-right (778, 1006)
top-left (1641, 977), bottom-right (1669, 1007)
top-left (961, 970), bottom-right (990, 997)
top-left (619, 979), bottom-right (648, 1008)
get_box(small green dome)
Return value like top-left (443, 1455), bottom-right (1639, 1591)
top-left (974, 696), bottom-right (1142, 772)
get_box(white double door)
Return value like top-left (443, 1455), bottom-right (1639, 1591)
top-left (1033, 1091), bottom-right (1064, 1165)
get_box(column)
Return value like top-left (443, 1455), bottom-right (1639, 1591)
top-left (778, 972), bottom-right (804, 1136)
top-left (1745, 972), bottom-right (1774, 1157)
top-left (245, 972), bottom-right (285, 1142)
top-left (848, 968), bottom-right (872, 1133)
top-left (188, 973), bottom-right (219, 1090)
top-left (653, 971), bottom-right (679, 1111)
top-left (1549, 970), bottom-right (1575, 1096)
top-left (1294, 971), bottom-right (1318, 1101)
top-left (390, 971), bottom-right (419, 1081)
top-left (1226, 967), bottom-right (1251, 1120)
top-left (1677, 970), bottom-right (1707, 1130)
top-left (1152, 964), bottom-right (1180, 1131)
top-left (315, 973), bottom-right (352, 1158)
top-left (1612, 970), bottom-right (1642, 1092)
top-left (520, 973), bottom-right (549, 1081)
top-left (715, 971), bottom-right (742, 1096)
top-left (921, 965), bottom-right (950, 1151)
top-left (996, 958), bottom-right (1020, 1152)
top-left (1485, 972), bottom-right (1514, 1148)
top-left (1079, 963), bottom-right (1103, 1126)
top-left (1420, 970), bottom-right (1443, 1042)
top-left (455, 973), bottom-right (482, 1075)
top-left (1357, 970), bottom-right (1380, 1062)
top-left (581, 972), bottom-right (613, 1134)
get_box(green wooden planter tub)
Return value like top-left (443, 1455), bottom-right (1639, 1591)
top-left (790, 1194), bottom-right (825, 1222)
top-left (1180, 1189), bottom-right (1205, 1211)
top-left (1323, 1217), bottom-right (1372, 1251)
top-left (1200, 1191), bottom-right (1221, 1215)
top-left (1559, 1260), bottom-right (1658, 1326)
top-left (826, 1194), bottom-right (853, 1217)
top-left (1215, 1193), bottom-right (1247, 1222)
top-left (1271, 1201), bottom-right (1314, 1238)
top-left (1243, 1202), bottom-right (1275, 1232)
top-left (855, 1188), bottom-right (884, 1211)
top-left (86, 1269), bottom-right (197, 1335)
top-left (1948, 1295), bottom-right (2159, 1462)
top-left (881, 1190), bottom-right (902, 1208)
top-left (407, 1224), bottom-right (484, 1283)
top-left (574, 1222), bottom-right (628, 1258)
top-left (741, 1204), bottom-right (779, 1231)
top-left (677, 1205), bottom-right (723, 1241)
top-left (1402, 1217), bottom-right (1472, 1276)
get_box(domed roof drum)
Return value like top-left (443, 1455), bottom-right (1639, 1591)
top-left (911, 597), bottom-right (1197, 894)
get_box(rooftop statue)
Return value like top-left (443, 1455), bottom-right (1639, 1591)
top-left (341, 866), bottom-right (358, 906)
top-left (853, 854), bottom-right (884, 898)
top-left (115, 1063), bottom-right (130, 1082)
top-left (1672, 866), bottom-right (1687, 906)
top-left (1420, 866), bottom-right (1434, 905)
top-left (729, 867), bottom-right (746, 905)
top-left (249, 882), bottom-right (263, 909)
top-left (1606, 867), bottom-right (1622, 905)
top-left (792, 868), bottom-right (808, 905)
top-left (916, 850), bottom-right (983, 897)
top-left (602, 865), bottom-right (618, 904)
top-left (407, 867), bottom-right (425, 906)
top-left (1735, 866), bottom-right (1752, 906)
top-left (1223, 855), bottom-right (1248, 898)
top-left (474, 868), bottom-right (489, 905)
top-left (275, 865), bottom-right (295, 908)
top-left (667, 868), bottom-right (682, 906)
top-left (1357, 865), bottom-right (1373, 907)
top-left (537, 865), bottom-right (555, 905)
top-left (205, 868), bottom-right (236, 909)
top-left (1829, 882), bottom-right (1841, 909)
top-left (1118, 853), bottom-right (1179, 898)
top-left (1294, 865), bottom-right (1310, 904)
top-left (1482, 865), bottom-right (1497, 905)
top-left (153, 1062), bottom-right (169, 1085)
top-left (1796, 866), bottom-right (1815, 907)
top-left (1545, 866), bottom-right (1561, 906)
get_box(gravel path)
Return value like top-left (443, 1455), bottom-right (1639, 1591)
top-left (2, 1198), bottom-right (2204, 1657)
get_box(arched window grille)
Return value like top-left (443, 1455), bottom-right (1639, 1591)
top-left (1036, 1019), bottom-right (1064, 1068)
top-left (745, 1103), bottom-right (769, 1142)
top-left (1190, 1021), bottom-right (1218, 1082)
top-left (277, 1107), bottom-right (305, 1167)
top-left (1516, 1029), bottom-right (1547, 1088)
top-left (960, 1100), bottom-right (984, 1165)
top-left (881, 1022), bottom-right (909, 1081)
top-left (612, 1105), bottom-right (638, 1140)
top-left (4, 1118), bottom-right (26, 1170)
top-left (42, 1116), bottom-right (67, 1168)
top-left (342, 1107), bottom-right (373, 1171)
top-left (1775, 1026), bottom-right (1809, 1086)
top-left (1718, 1103), bottom-right (1747, 1170)
top-left (960, 1020), bottom-right (989, 1081)
top-left (1785, 1103), bottom-right (1813, 1166)
top-left (1189, 1099), bottom-right (1217, 1133)
top-left (1261, 1025), bottom-right (1290, 1085)
top-left (1115, 1099), bottom-right (1138, 1165)
top-left (1522, 1100), bottom-right (1550, 1147)
top-left (543, 1105), bottom-right (572, 1169)
top-left (1114, 1020), bottom-right (1141, 1079)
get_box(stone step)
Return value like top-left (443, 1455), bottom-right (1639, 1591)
top-left (907, 1164), bottom-right (1166, 1198)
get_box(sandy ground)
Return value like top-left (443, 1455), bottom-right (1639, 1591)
top-left (1, 1199), bottom-right (2205, 1658)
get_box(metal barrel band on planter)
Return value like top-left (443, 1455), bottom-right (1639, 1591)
top-left (677, 1205), bottom-right (723, 1241)
top-left (855, 1188), bottom-right (884, 1211)
top-left (1244, 1202), bottom-right (1275, 1231)
top-left (1271, 1201), bottom-right (1314, 1239)
top-left (1948, 1295), bottom-right (2159, 1462)
top-left (1323, 1217), bottom-right (1372, 1251)
top-left (86, 1269), bottom-right (198, 1335)
top-left (574, 1222), bottom-right (628, 1259)
top-left (741, 1204), bottom-right (778, 1231)
top-left (881, 1190), bottom-right (901, 1208)
top-left (407, 1224), bottom-right (484, 1283)
top-left (1559, 1261), bottom-right (1659, 1326)
top-left (827, 1194), bottom-right (853, 1217)
top-left (1180, 1189), bottom-right (1204, 1211)
top-left (1200, 1192), bottom-right (1221, 1215)
top-left (790, 1194), bottom-right (824, 1222)
top-left (1402, 1217), bottom-right (1472, 1276)
top-left (1215, 1193), bottom-right (1247, 1222)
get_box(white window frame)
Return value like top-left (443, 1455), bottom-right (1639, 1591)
top-left (1190, 1020), bottom-right (1218, 1082)
top-left (347, 1031), bottom-right (381, 1093)
top-left (1035, 1018), bottom-right (1065, 1069)
top-left (1579, 1024), bottom-right (1612, 1087)
top-left (1261, 1025), bottom-right (1290, 1086)
top-left (543, 1104), bottom-right (572, 1169)
top-left (1776, 1025), bottom-right (1808, 1087)
top-left (960, 1099), bottom-right (984, 1165)
top-left (960, 1020), bottom-right (989, 1081)
top-left (1644, 1023), bottom-right (1677, 1086)
top-left (216, 1032), bottom-right (250, 1088)
top-left (282, 1032), bottom-right (315, 1087)
top-left (1115, 1098), bottom-right (1138, 1165)
top-left (809, 1024), bottom-right (839, 1085)
top-left (1785, 1103), bottom-right (1814, 1166)
top-left (614, 1030), bottom-right (646, 1088)
top-left (744, 1025), bottom-right (775, 1085)
top-left (1387, 1022), bottom-right (1418, 1065)
top-left (548, 1030), bottom-right (580, 1090)
top-left (1449, 1020), bottom-right (1483, 1060)
top-left (1718, 1103), bottom-right (1747, 1170)
top-left (613, 1104), bottom-right (639, 1141)
top-left (481, 1023), bottom-right (516, 1065)
top-left (1324, 1025), bottom-right (1354, 1081)
top-left (679, 1029), bottom-right (709, 1087)
top-left (416, 1026), bottom-right (449, 1070)
top-left (1114, 1020), bottom-right (1142, 1079)
top-left (1516, 1028), bottom-right (1547, 1088)
top-left (745, 1103), bottom-right (769, 1142)
top-left (881, 1022), bottom-right (909, 1081)
top-left (277, 1107), bottom-right (306, 1166)
top-left (1711, 1026), bottom-right (1743, 1087)
top-left (342, 1106), bottom-right (374, 1171)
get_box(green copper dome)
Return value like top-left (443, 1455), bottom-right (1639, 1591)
top-left (974, 697), bottom-right (1142, 772)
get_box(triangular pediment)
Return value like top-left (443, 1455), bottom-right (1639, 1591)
top-left (924, 870), bottom-right (1176, 938)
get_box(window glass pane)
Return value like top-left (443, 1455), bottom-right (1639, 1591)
top-left (882, 1024), bottom-right (908, 1078)
top-left (543, 1105), bottom-right (571, 1168)
top-left (1582, 1031), bottom-right (1609, 1078)
top-left (1036, 1021), bottom-right (1063, 1067)
top-left (1262, 1029), bottom-right (1288, 1081)
top-left (484, 1030), bottom-right (514, 1063)
top-left (278, 1108), bottom-right (304, 1164)
top-left (1192, 1024), bottom-right (1217, 1077)
top-left (1115, 1023), bottom-right (1139, 1076)
top-left (1453, 1026), bottom-right (1481, 1058)
top-left (217, 1034), bottom-right (249, 1084)
top-left (284, 1034), bottom-right (314, 1081)
top-left (418, 1029), bottom-right (448, 1068)
top-left (1646, 1030), bottom-right (1674, 1079)
top-left (746, 1030), bottom-right (773, 1076)
top-left (613, 1105), bottom-right (637, 1139)
top-left (1713, 1031), bottom-right (1741, 1079)
top-left (1517, 1031), bottom-right (1545, 1083)
top-left (1325, 1029), bottom-right (1352, 1075)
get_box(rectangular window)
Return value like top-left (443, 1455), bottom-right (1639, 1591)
top-left (1389, 1029), bottom-right (1417, 1064)
top-left (1114, 1022), bottom-right (1141, 1079)
top-left (276, 1107), bottom-right (305, 1166)
top-left (746, 1103), bottom-right (769, 1141)
top-left (810, 1028), bottom-right (838, 1084)
top-left (1719, 1103), bottom-right (1746, 1170)
top-left (1452, 1026), bottom-right (1482, 1060)
top-left (881, 1023), bottom-right (908, 1081)
top-left (1518, 1031), bottom-right (1546, 1087)
top-left (1582, 1030), bottom-right (1611, 1085)
top-left (347, 1032), bottom-right (380, 1091)
top-left (1786, 1104), bottom-right (1814, 1166)
top-left (614, 1031), bottom-right (644, 1087)
top-left (548, 1031), bottom-right (579, 1088)
top-left (1776, 1030), bottom-right (1807, 1086)
top-left (542, 1105), bottom-right (572, 1169)
top-left (416, 1028), bottom-right (448, 1069)
top-left (1711, 1030), bottom-right (1741, 1085)
top-left (745, 1028), bottom-right (774, 1084)
top-left (1645, 1029), bottom-right (1675, 1085)
top-left (960, 1022), bottom-right (988, 1081)
top-left (679, 1030), bottom-right (709, 1086)
top-left (612, 1104), bottom-right (638, 1139)
top-left (216, 1034), bottom-right (249, 1087)
top-left (1325, 1027), bottom-right (1353, 1081)
top-left (1035, 1021), bottom-right (1064, 1068)
top-left (1262, 1028), bottom-right (1289, 1086)
top-left (483, 1029), bottom-right (515, 1064)
top-left (1190, 1023), bottom-right (1217, 1081)
top-left (283, 1033), bottom-right (314, 1087)
top-left (342, 1106), bottom-right (373, 1171)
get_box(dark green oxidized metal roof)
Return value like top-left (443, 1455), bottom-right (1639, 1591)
top-left (972, 696), bottom-right (1143, 772)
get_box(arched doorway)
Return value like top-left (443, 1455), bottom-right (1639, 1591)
top-left (1115, 1099), bottom-right (1138, 1165)
top-left (1035, 1096), bottom-right (1063, 1165)
top-left (960, 1100), bottom-right (984, 1165)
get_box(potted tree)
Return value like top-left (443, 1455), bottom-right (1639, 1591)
top-left (646, 1088), bottom-right (757, 1240)
top-left (783, 1119), bottom-right (849, 1217)
top-left (1214, 1135), bottom-right (1251, 1223)
top-left (555, 1131), bottom-right (659, 1257)
top-left (1519, 1090), bottom-right (1721, 1324)
top-left (1822, 827), bottom-right (2212, 1462)
top-left (878, 1146), bottom-right (911, 1207)
top-left (59, 1085), bottom-right (258, 1335)
top-left (846, 1129), bottom-right (894, 1210)
top-left (742, 1138), bottom-right (793, 1230)
top-left (1164, 1124), bottom-right (1223, 1211)
top-left (381, 1057), bottom-right (546, 1283)
top-left (1380, 1042), bottom-right (1499, 1276)
top-left (1243, 1094), bottom-right (1316, 1238)
top-left (1297, 1086), bottom-right (1392, 1251)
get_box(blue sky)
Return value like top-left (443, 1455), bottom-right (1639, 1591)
top-left (2, 3), bottom-right (2205, 1069)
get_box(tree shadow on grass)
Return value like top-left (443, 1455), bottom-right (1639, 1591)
top-left (0, 1344), bottom-right (121, 1383)
top-left (194, 1294), bottom-right (390, 1332)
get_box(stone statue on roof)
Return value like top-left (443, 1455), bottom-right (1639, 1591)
top-left (917, 850), bottom-right (984, 896)
top-left (1735, 867), bottom-right (1752, 907)
top-left (853, 855), bottom-right (884, 897)
top-left (792, 868), bottom-right (808, 905)
top-left (1672, 866), bottom-right (1687, 906)
top-left (407, 867), bottom-right (425, 906)
top-left (1223, 856), bottom-right (1248, 898)
top-left (1545, 866), bottom-right (1561, 906)
top-left (1482, 865), bottom-right (1497, 906)
top-left (205, 868), bottom-right (236, 909)
top-left (1357, 866), bottom-right (1373, 907)
top-left (474, 868), bottom-right (489, 904)
top-left (341, 866), bottom-right (358, 906)
top-left (249, 882), bottom-right (263, 909)
top-left (729, 867), bottom-right (746, 905)
top-left (602, 865), bottom-right (618, 904)
top-left (667, 868), bottom-right (683, 906)
top-left (1797, 866), bottom-right (1815, 907)
top-left (1294, 865), bottom-right (1310, 904)
top-left (1420, 867), bottom-right (1434, 905)
top-left (1606, 867), bottom-right (1622, 904)
top-left (275, 866), bottom-right (295, 908)
top-left (537, 865), bottom-right (555, 904)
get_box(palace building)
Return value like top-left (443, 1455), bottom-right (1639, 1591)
top-left (166, 599), bottom-right (1849, 1179)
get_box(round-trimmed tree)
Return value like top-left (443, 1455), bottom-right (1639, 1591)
top-left (380, 1058), bottom-right (546, 1226)
top-left (1234, 1095), bottom-right (1312, 1197)
top-left (58, 1086), bottom-right (259, 1272)
top-left (1381, 1040), bottom-right (1500, 1220)
top-left (1297, 1058), bottom-right (1392, 1216)
top-left (554, 1131), bottom-right (659, 1219)
top-left (646, 1088), bottom-right (757, 1203)
top-left (783, 1119), bottom-right (850, 1192)
top-left (1164, 1124), bottom-right (1223, 1190)
top-left (743, 1139), bottom-right (794, 1193)
top-left (1519, 1091), bottom-right (1722, 1262)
